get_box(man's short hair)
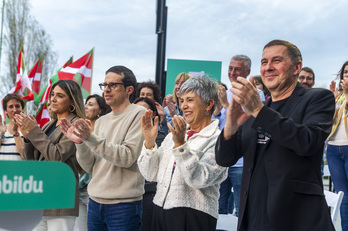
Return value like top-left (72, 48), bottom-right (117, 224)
top-left (106, 66), bottom-right (137, 101)
top-left (301, 67), bottom-right (315, 81)
top-left (231, 54), bottom-right (251, 70)
top-left (263, 40), bottom-right (302, 64)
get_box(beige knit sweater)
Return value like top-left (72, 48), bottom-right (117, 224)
top-left (76, 104), bottom-right (146, 204)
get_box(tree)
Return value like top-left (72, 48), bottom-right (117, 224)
top-left (2, 0), bottom-right (58, 95)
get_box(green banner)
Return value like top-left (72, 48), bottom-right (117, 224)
top-left (0, 161), bottom-right (76, 211)
top-left (166, 59), bottom-right (222, 96)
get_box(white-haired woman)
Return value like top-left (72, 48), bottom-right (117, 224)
top-left (138, 76), bottom-right (227, 231)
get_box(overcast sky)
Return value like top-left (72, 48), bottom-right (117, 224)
top-left (28, 0), bottom-right (348, 94)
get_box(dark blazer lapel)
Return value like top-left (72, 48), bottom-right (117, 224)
top-left (260, 84), bottom-right (304, 150)
top-left (278, 83), bottom-right (305, 117)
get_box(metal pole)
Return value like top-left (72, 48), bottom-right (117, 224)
top-left (155, 0), bottom-right (167, 99)
top-left (0, 0), bottom-right (5, 74)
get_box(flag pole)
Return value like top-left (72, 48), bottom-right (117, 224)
top-left (89, 47), bottom-right (95, 96)
top-left (0, 0), bottom-right (5, 74)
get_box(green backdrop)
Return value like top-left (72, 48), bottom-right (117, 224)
top-left (166, 59), bottom-right (222, 96)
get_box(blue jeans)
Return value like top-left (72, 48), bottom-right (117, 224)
top-left (218, 166), bottom-right (243, 216)
top-left (327, 144), bottom-right (348, 231)
top-left (88, 198), bottom-right (142, 231)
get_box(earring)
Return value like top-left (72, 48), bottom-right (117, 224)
top-left (69, 105), bottom-right (76, 113)
top-left (205, 110), bottom-right (209, 115)
top-left (97, 114), bottom-right (100, 118)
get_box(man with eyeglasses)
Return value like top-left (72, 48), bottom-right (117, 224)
top-left (298, 67), bottom-right (315, 88)
top-left (61, 65), bottom-right (146, 231)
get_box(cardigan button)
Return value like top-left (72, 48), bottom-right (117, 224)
top-left (179, 148), bottom-right (184, 152)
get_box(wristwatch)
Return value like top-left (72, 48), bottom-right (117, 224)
top-left (0, 134), bottom-right (5, 140)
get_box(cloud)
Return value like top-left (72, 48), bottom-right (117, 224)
top-left (28, 0), bottom-right (348, 93)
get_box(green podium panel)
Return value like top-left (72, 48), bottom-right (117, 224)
top-left (0, 160), bottom-right (76, 211)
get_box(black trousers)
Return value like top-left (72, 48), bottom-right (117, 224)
top-left (151, 205), bottom-right (217, 231)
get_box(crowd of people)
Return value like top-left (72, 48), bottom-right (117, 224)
top-left (0, 39), bottom-right (347, 231)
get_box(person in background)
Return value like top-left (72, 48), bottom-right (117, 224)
top-left (138, 76), bottom-right (227, 231)
top-left (327, 61), bottom-right (348, 231)
top-left (135, 81), bottom-right (162, 104)
top-left (217, 55), bottom-right (265, 217)
top-left (0, 93), bottom-right (24, 160)
top-left (253, 75), bottom-right (271, 101)
top-left (134, 97), bottom-right (158, 124)
top-left (84, 94), bottom-right (111, 130)
top-left (298, 67), bottom-right (315, 88)
top-left (15, 80), bottom-right (85, 231)
top-left (135, 81), bottom-right (168, 145)
top-left (74, 94), bottom-right (111, 231)
top-left (60, 65), bottom-right (146, 231)
top-left (163, 72), bottom-right (192, 128)
top-left (135, 81), bottom-right (164, 120)
top-left (212, 82), bottom-right (228, 130)
top-left (133, 96), bottom-right (160, 231)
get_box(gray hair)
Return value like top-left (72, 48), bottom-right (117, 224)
top-left (179, 76), bottom-right (219, 113)
top-left (231, 54), bottom-right (252, 70)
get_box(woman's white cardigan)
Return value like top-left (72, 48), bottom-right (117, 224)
top-left (137, 119), bottom-right (228, 219)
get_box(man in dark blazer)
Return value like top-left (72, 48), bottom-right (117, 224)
top-left (215, 39), bottom-right (335, 231)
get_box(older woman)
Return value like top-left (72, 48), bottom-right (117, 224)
top-left (15, 80), bottom-right (85, 231)
top-left (0, 94), bottom-right (25, 160)
top-left (138, 76), bottom-right (227, 231)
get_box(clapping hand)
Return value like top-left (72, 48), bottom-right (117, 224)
top-left (163, 94), bottom-right (176, 118)
top-left (60, 118), bottom-right (92, 144)
top-left (230, 77), bottom-right (263, 117)
top-left (330, 80), bottom-right (339, 98)
top-left (141, 110), bottom-right (159, 149)
top-left (218, 85), bottom-right (229, 109)
top-left (155, 102), bottom-right (165, 121)
top-left (168, 115), bottom-right (186, 148)
top-left (224, 98), bottom-right (251, 140)
top-left (14, 113), bottom-right (37, 137)
top-left (0, 115), bottom-right (6, 135)
top-left (340, 78), bottom-right (348, 94)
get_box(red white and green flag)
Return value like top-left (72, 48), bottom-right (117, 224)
top-left (35, 102), bottom-right (50, 128)
top-left (28, 53), bottom-right (44, 95)
top-left (34, 48), bottom-right (94, 106)
top-left (9, 45), bottom-right (34, 102)
top-left (34, 48), bottom-right (94, 128)
top-left (34, 56), bottom-right (74, 106)
top-left (57, 48), bottom-right (94, 98)
top-left (62, 56), bottom-right (73, 69)
top-left (34, 56), bottom-right (73, 128)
